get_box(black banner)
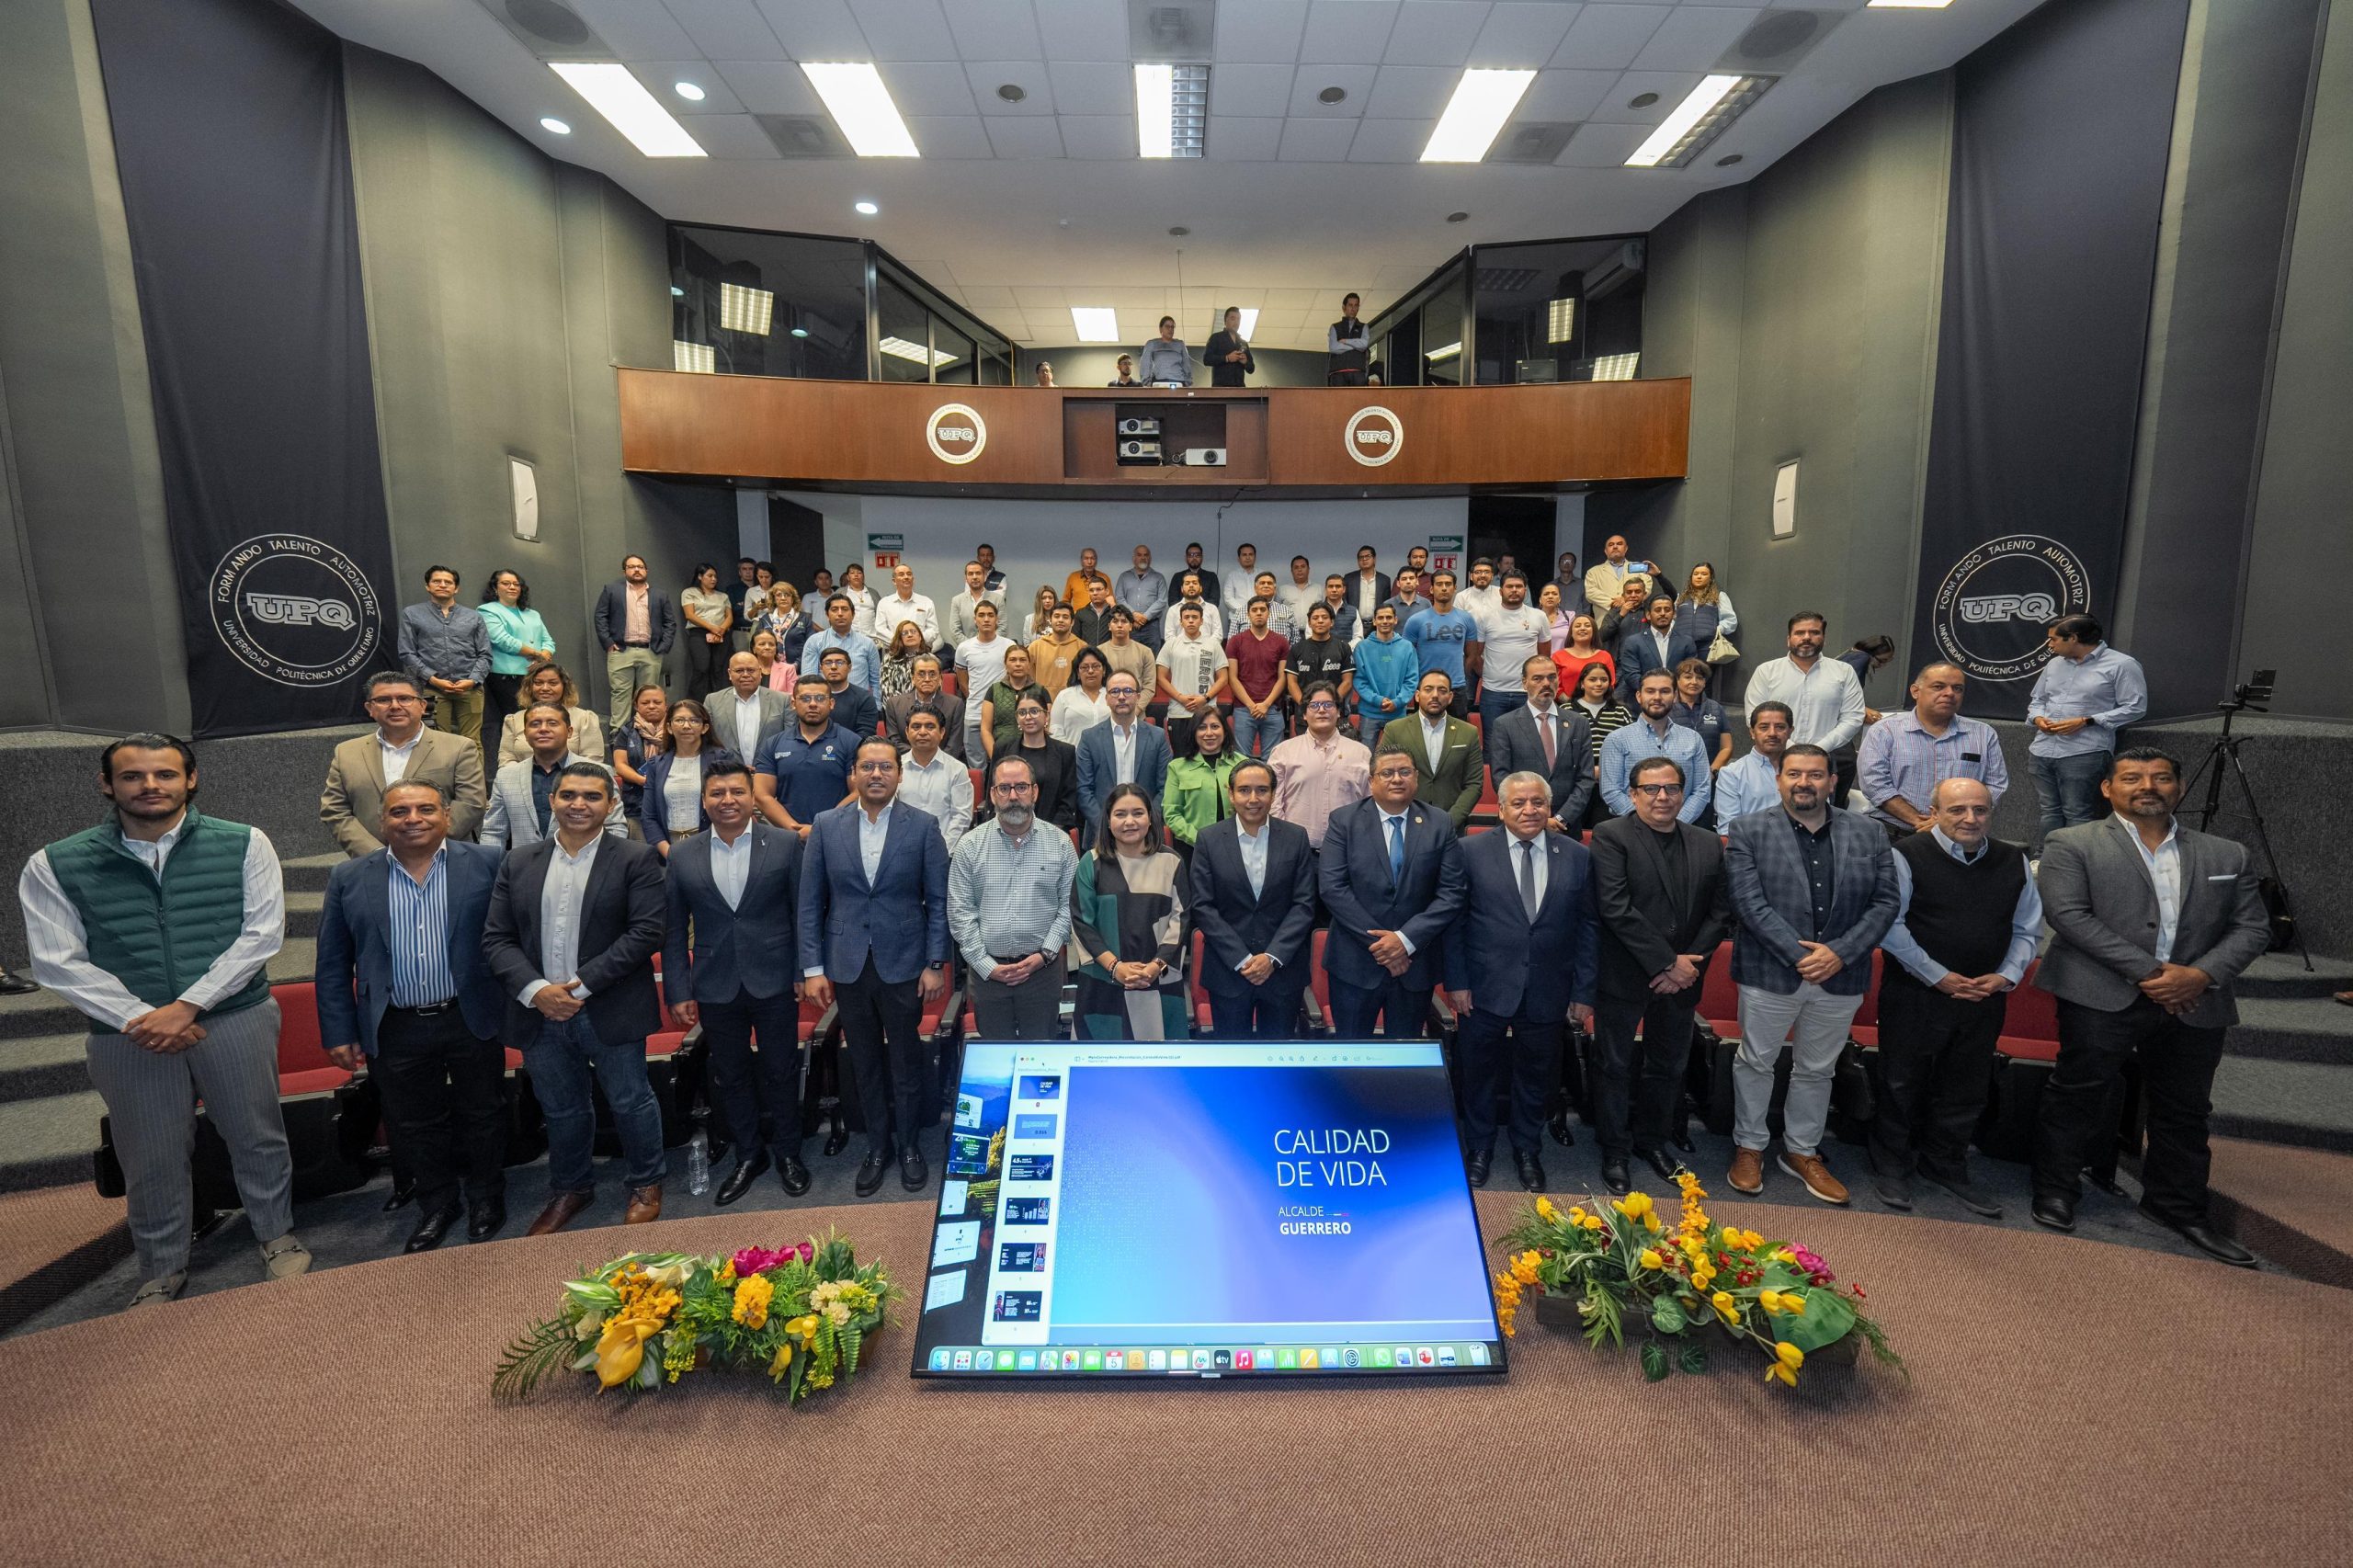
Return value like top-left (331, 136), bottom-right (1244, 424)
top-left (1910, 0), bottom-right (2188, 716)
top-left (91, 0), bottom-right (395, 737)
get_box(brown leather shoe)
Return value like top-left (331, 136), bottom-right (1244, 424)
top-left (526, 1189), bottom-right (593, 1237)
top-left (1779, 1153), bottom-right (1850, 1205)
top-left (1727, 1146), bottom-right (1765, 1195)
top-left (624, 1185), bottom-right (664, 1224)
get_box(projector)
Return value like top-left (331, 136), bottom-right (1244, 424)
top-left (1118, 437), bottom-right (1161, 462)
top-left (1117, 416), bottom-right (1161, 436)
top-left (1178, 447), bottom-right (1226, 467)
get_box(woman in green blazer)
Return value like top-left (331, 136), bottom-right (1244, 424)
top-left (1163, 706), bottom-right (1241, 859)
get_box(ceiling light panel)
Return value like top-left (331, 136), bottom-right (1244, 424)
top-left (1136, 63), bottom-right (1211, 158)
top-left (1420, 69), bottom-right (1537, 163)
top-left (550, 63), bottom-right (706, 156)
top-left (880, 335), bottom-right (955, 368)
top-left (673, 340), bottom-right (716, 373)
top-left (1547, 299), bottom-right (1575, 343)
top-left (719, 283), bottom-right (773, 335)
top-left (800, 62), bottom-right (921, 157)
top-left (1071, 307), bottom-right (1120, 342)
top-left (1866, 1), bottom-right (1954, 7)
top-left (1237, 308), bottom-right (1258, 338)
top-left (1624, 74), bottom-right (1772, 169)
top-left (1590, 353), bottom-right (1641, 381)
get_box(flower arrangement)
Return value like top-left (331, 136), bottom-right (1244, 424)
top-left (1493, 1173), bottom-right (1903, 1388)
top-left (493, 1229), bottom-right (899, 1403)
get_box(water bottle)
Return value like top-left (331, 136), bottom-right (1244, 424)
top-left (686, 1130), bottom-right (710, 1196)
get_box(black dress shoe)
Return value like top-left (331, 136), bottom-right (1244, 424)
top-left (1515, 1150), bottom-right (1546, 1193)
top-left (381, 1180), bottom-right (415, 1213)
top-left (854, 1148), bottom-right (890, 1198)
top-left (779, 1154), bottom-right (812, 1197)
top-left (0, 968), bottom-right (38, 996)
top-left (404, 1200), bottom-right (462, 1254)
top-left (705, 1134), bottom-right (732, 1165)
top-left (1465, 1147), bottom-right (1493, 1187)
top-left (2029, 1194), bottom-right (2076, 1233)
top-left (1600, 1158), bottom-right (1631, 1197)
top-left (2143, 1208), bottom-right (2257, 1269)
top-left (901, 1145), bottom-right (929, 1191)
top-left (1544, 1114), bottom-right (1575, 1148)
top-left (1636, 1146), bottom-right (1679, 1184)
top-left (715, 1153), bottom-right (771, 1207)
top-left (823, 1121), bottom-right (850, 1159)
top-left (466, 1198), bottom-right (506, 1242)
top-left (1924, 1171), bottom-right (2003, 1219)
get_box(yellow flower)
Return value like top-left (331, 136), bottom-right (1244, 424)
top-left (732, 1274), bottom-right (775, 1330)
top-left (1711, 1290), bottom-right (1740, 1326)
top-left (1535, 1196), bottom-right (1560, 1224)
top-left (716, 1260), bottom-right (736, 1285)
top-left (786, 1314), bottom-right (821, 1345)
top-left (1566, 1205), bottom-right (1587, 1224)
top-left (1582, 1214), bottom-right (1607, 1233)
top-left (1643, 1211), bottom-right (1662, 1233)
top-left (1767, 1339), bottom-right (1804, 1386)
top-left (1691, 1263), bottom-right (1716, 1291)
top-left (1768, 1359), bottom-right (1798, 1388)
top-left (593, 1316), bottom-right (660, 1388)
top-left (1510, 1254), bottom-right (1541, 1287)
top-left (1638, 1248), bottom-right (1664, 1270)
top-left (1620, 1191), bottom-right (1654, 1219)
top-left (768, 1341), bottom-right (794, 1380)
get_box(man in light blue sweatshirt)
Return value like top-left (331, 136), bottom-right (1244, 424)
top-left (1351, 604), bottom-right (1420, 745)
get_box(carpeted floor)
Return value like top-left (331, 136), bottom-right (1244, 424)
top-left (0, 1189), bottom-right (2344, 1565)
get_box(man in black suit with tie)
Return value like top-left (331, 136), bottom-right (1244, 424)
top-left (314, 780), bottom-right (510, 1252)
top-left (1190, 760), bottom-right (1317, 1040)
top-left (1443, 772), bottom-right (1600, 1192)
top-left (663, 761), bottom-right (809, 1206)
top-left (1588, 756), bottom-right (1733, 1194)
top-left (1483, 655), bottom-right (1594, 833)
top-left (1318, 743), bottom-right (1465, 1040)
top-left (483, 762), bottom-right (669, 1236)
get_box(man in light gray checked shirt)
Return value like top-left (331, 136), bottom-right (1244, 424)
top-left (949, 754), bottom-right (1077, 1040)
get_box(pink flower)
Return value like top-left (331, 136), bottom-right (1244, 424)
top-left (731, 1245), bottom-right (796, 1276)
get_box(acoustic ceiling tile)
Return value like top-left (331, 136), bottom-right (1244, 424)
top-left (663, 0), bottom-right (787, 60)
top-left (1551, 4), bottom-right (1671, 71)
top-left (1301, 1), bottom-right (1403, 66)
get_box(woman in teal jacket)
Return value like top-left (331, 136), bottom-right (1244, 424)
top-left (1350, 603), bottom-right (1420, 744)
top-left (479, 568), bottom-right (555, 745)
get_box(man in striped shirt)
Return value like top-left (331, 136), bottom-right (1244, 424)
top-left (1856, 663), bottom-right (2010, 841)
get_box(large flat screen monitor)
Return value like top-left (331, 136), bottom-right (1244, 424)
top-left (911, 1040), bottom-right (1506, 1381)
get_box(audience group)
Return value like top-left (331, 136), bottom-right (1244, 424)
top-left (28, 525), bottom-right (2266, 1321)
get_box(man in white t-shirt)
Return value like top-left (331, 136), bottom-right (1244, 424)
top-left (1456, 558), bottom-right (1501, 629)
top-left (1154, 601), bottom-right (1230, 758)
top-left (953, 599), bottom-right (1011, 760)
top-left (1473, 568), bottom-right (1552, 731)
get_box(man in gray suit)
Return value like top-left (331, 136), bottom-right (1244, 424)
top-left (483, 706), bottom-right (623, 847)
top-left (704, 651), bottom-right (791, 762)
top-left (2030, 747), bottom-right (2270, 1265)
top-left (1722, 743), bottom-right (1898, 1206)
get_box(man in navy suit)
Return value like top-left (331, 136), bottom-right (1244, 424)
top-left (798, 739), bottom-right (952, 1198)
top-left (663, 761), bottom-right (808, 1207)
top-left (1616, 596), bottom-right (1700, 705)
top-left (1443, 772), bottom-right (1599, 1192)
top-left (1318, 743), bottom-right (1465, 1040)
top-left (1483, 656), bottom-right (1594, 832)
top-left (1723, 744), bottom-right (1899, 1207)
top-left (1189, 761), bottom-right (1317, 1040)
top-left (314, 780), bottom-right (509, 1252)
top-left (483, 763), bottom-right (669, 1236)
top-left (1075, 670), bottom-right (1172, 827)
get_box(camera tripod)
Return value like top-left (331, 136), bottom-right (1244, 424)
top-left (2178, 684), bottom-right (2310, 971)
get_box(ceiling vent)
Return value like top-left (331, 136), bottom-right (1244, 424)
top-left (1719, 9), bottom-right (1841, 74)
top-left (1489, 121), bottom-right (1578, 165)
top-left (478, 0), bottom-right (608, 59)
top-left (1472, 267), bottom-right (1544, 294)
top-left (1130, 0), bottom-right (1215, 60)
top-left (756, 115), bottom-right (852, 159)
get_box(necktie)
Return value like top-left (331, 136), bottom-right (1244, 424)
top-left (1519, 838), bottom-right (1540, 922)
top-left (1538, 710), bottom-right (1555, 770)
top-left (1387, 814), bottom-right (1405, 883)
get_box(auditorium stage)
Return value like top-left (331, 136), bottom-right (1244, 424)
top-left (1, 1194), bottom-right (2341, 1564)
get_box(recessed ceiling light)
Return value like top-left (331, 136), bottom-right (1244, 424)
top-left (1317, 85), bottom-right (1347, 105)
top-left (1629, 93), bottom-right (1659, 109)
top-left (1446, 210), bottom-right (1470, 222)
top-left (1071, 307), bottom-right (1120, 343)
top-left (997, 83), bottom-right (1027, 102)
top-left (1237, 308), bottom-right (1259, 338)
top-left (1420, 68), bottom-right (1537, 163)
top-left (854, 199), bottom-right (880, 216)
top-left (540, 117), bottom-right (572, 134)
top-left (790, 326), bottom-right (809, 338)
top-left (800, 62), bottom-right (920, 157)
top-left (673, 81), bottom-right (705, 102)
top-left (1625, 74), bottom-right (1772, 168)
top-left (550, 64), bottom-right (704, 156)
top-left (669, 285), bottom-right (684, 297)
top-left (1867, 0), bottom-right (1954, 7)
top-left (1717, 153), bottom-right (1744, 167)
top-left (1168, 225), bottom-right (1190, 236)
top-left (1136, 62), bottom-right (1211, 158)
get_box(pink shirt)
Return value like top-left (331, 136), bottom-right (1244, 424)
top-left (624, 585), bottom-right (651, 644)
top-left (1267, 729), bottom-right (1371, 847)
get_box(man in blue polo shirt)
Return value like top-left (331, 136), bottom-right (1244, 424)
top-left (1402, 569), bottom-right (1478, 720)
top-left (753, 675), bottom-right (859, 839)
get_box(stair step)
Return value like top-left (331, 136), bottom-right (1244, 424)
top-left (0, 937), bottom-right (318, 1041)
top-left (2222, 996), bottom-right (2353, 1064)
top-left (2236, 952), bottom-right (2353, 1001)
top-left (0, 1089), bottom-right (104, 1194)
top-left (0, 1034), bottom-right (87, 1103)
top-left (2210, 1056), bottom-right (2353, 1156)
top-left (282, 852), bottom-right (342, 892)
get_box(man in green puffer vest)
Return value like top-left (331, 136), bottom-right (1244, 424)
top-left (18, 733), bottom-right (308, 1309)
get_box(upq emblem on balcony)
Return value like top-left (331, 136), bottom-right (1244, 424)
top-left (1344, 405), bottom-right (1404, 467)
top-left (926, 402), bottom-right (987, 465)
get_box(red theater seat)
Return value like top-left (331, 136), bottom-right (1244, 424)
top-left (1997, 964), bottom-right (2062, 1062)
top-left (1698, 940), bottom-right (1739, 1033)
top-left (270, 982), bottom-right (351, 1095)
top-left (1847, 951), bottom-right (1886, 1047)
top-left (1188, 930), bottom-right (1215, 1034)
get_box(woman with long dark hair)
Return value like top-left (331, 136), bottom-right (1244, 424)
top-left (609, 683), bottom-right (672, 835)
top-left (1570, 660), bottom-right (1633, 831)
top-left (982, 643), bottom-right (1049, 760)
top-left (680, 563), bottom-right (733, 697)
top-left (496, 660), bottom-right (604, 766)
top-left (979, 691), bottom-right (1078, 831)
top-left (1164, 705), bottom-right (1240, 860)
top-left (479, 568), bottom-right (554, 749)
top-left (1069, 782), bottom-right (1190, 1041)
top-left (639, 699), bottom-right (737, 855)
top-left (879, 618), bottom-right (929, 700)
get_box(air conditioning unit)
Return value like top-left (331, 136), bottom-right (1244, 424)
top-left (1118, 416), bottom-right (1161, 436)
top-left (1119, 438), bottom-right (1162, 463)
top-left (1179, 447), bottom-right (1226, 467)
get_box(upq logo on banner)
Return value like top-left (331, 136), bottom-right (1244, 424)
top-left (1344, 405), bottom-right (1404, 467)
top-left (209, 533), bottom-right (384, 689)
top-left (926, 403), bottom-right (986, 465)
top-left (1927, 532), bottom-right (2093, 685)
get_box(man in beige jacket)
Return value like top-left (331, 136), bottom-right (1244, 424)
top-left (321, 672), bottom-right (488, 856)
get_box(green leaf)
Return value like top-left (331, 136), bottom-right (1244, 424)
top-left (1677, 1338), bottom-right (1709, 1376)
top-left (1640, 1340), bottom-right (1669, 1381)
top-left (491, 1316), bottom-right (584, 1402)
top-left (1651, 1296), bottom-right (1688, 1335)
top-left (1777, 1287), bottom-right (1858, 1353)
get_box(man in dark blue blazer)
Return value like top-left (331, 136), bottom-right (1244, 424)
top-left (593, 553), bottom-right (680, 737)
top-left (1722, 744), bottom-right (1899, 1206)
top-left (483, 762), bottom-right (670, 1237)
top-left (314, 779), bottom-right (509, 1252)
top-left (797, 739), bottom-right (952, 1198)
top-left (1318, 743), bottom-right (1465, 1040)
top-left (1482, 655), bottom-right (1595, 831)
top-left (1615, 596), bottom-right (1700, 705)
top-left (1189, 761), bottom-right (1317, 1040)
top-left (1074, 670), bottom-right (1172, 826)
top-left (662, 761), bottom-right (808, 1206)
top-left (1443, 771), bottom-right (1599, 1192)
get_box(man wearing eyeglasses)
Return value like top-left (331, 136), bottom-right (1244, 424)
top-left (948, 754), bottom-right (1079, 1041)
top-left (1267, 680), bottom-right (1370, 851)
top-left (322, 671), bottom-right (488, 856)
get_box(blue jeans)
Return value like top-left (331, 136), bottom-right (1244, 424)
top-left (527, 1011), bottom-right (666, 1194)
top-left (1357, 709), bottom-right (1399, 744)
top-left (1233, 704), bottom-right (1286, 757)
top-left (2029, 750), bottom-right (2109, 839)
top-left (1477, 687), bottom-right (1528, 732)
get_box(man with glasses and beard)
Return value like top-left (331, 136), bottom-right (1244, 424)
top-left (949, 754), bottom-right (1079, 1042)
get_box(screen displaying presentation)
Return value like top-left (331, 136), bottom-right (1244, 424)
top-left (910, 1040), bottom-right (1506, 1381)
